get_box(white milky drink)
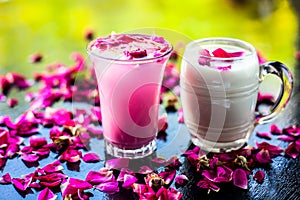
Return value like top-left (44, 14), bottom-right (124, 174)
top-left (180, 38), bottom-right (293, 152)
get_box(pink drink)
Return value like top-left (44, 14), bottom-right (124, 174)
top-left (87, 33), bottom-right (172, 158)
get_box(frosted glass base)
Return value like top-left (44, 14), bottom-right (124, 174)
top-left (105, 139), bottom-right (157, 159)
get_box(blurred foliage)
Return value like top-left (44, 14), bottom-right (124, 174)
top-left (0, 0), bottom-right (297, 77)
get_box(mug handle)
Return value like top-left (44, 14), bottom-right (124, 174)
top-left (256, 61), bottom-right (293, 124)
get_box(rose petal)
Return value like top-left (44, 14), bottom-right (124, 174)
top-left (283, 125), bottom-right (300, 137)
top-left (85, 169), bottom-right (114, 185)
top-left (233, 168), bottom-right (248, 189)
top-left (95, 181), bottom-right (119, 194)
top-left (6, 143), bottom-right (20, 158)
top-left (0, 173), bottom-right (11, 184)
top-left (138, 165), bottom-right (153, 174)
top-left (253, 170), bottom-right (265, 183)
top-left (270, 124), bottom-right (282, 135)
top-left (21, 153), bottom-right (40, 162)
top-left (197, 178), bottom-right (220, 192)
top-left (158, 170), bottom-right (176, 185)
top-left (277, 135), bottom-right (295, 142)
top-left (256, 142), bottom-right (283, 157)
top-left (7, 98), bottom-right (18, 108)
top-left (42, 160), bottom-right (64, 173)
top-left (38, 187), bottom-right (57, 200)
top-left (285, 140), bottom-right (300, 159)
top-left (175, 174), bottom-right (189, 186)
top-left (59, 148), bottom-right (82, 163)
top-left (61, 178), bottom-right (93, 198)
top-left (82, 152), bottom-right (101, 163)
top-left (12, 177), bottom-right (32, 191)
top-left (30, 136), bottom-right (47, 148)
top-left (122, 174), bottom-right (138, 189)
top-left (255, 149), bottom-right (272, 164)
top-left (256, 132), bottom-right (272, 140)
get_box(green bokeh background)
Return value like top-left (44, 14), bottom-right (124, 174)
top-left (0, 0), bottom-right (298, 77)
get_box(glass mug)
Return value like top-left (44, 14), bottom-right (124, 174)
top-left (180, 37), bottom-right (293, 153)
top-left (87, 33), bottom-right (172, 158)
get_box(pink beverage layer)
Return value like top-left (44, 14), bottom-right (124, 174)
top-left (88, 33), bottom-right (172, 149)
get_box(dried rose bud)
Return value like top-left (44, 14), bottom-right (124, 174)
top-left (147, 173), bottom-right (164, 191)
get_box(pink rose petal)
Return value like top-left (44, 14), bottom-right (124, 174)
top-left (95, 181), bottom-right (119, 194)
top-left (42, 160), bottom-right (64, 173)
top-left (256, 132), bottom-right (272, 140)
top-left (277, 135), bottom-right (295, 142)
top-left (12, 177), bottom-right (32, 191)
top-left (233, 168), bottom-right (248, 189)
top-left (59, 148), bottom-right (82, 163)
top-left (253, 170), bottom-right (265, 183)
top-left (256, 142), bottom-right (284, 157)
top-left (158, 170), bottom-right (176, 185)
top-left (285, 140), bottom-right (300, 159)
top-left (21, 153), bottom-right (40, 162)
top-left (197, 178), bottom-right (220, 192)
top-left (0, 173), bottom-right (11, 184)
top-left (270, 124), bottom-right (282, 135)
top-left (61, 178), bottom-right (93, 198)
top-left (38, 187), bottom-right (57, 200)
top-left (82, 152), bottom-right (101, 163)
top-left (255, 149), bottom-right (272, 164)
top-left (122, 174), bottom-right (138, 189)
top-left (7, 98), bottom-right (18, 108)
top-left (29, 136), bottom-right (47, 148)
top-left (283, 125), bottom-right (300, 137)
top-left (85, 168), bottom-right (114, 185)
top-left (175, 174), bottom-right (189, 186)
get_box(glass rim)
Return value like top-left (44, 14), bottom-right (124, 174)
top-left (86, 33), bottom-right (173, 64)
top-left (188, 37), bottom-right (256, 61)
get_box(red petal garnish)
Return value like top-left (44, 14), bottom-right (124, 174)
top-left (38, 187), bottom-right (57, 200)
top-left (82, 152), bottom-right (101, 163)
top-left (253, 170), bottom-right (265, 183)
top-left (256, 132), bottom-right (272, 140)
top-left (212, 48), bottom-right (244, 58)
top-left (124, 49), bottom-right (147, 59)
top-left (233, 168), bottom-right (248, 189)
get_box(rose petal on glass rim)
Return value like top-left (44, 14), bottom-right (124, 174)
top-left (0, 173), bottom-right (11, 184)
top-left (95, 180), bottom-right (119, 194)
top-left (175, 174), bottom-right (189, 186)
top-left (270, 124), bottom-right (282, 135)
top-left (122, 174), bottom-right (138, 189)
top-left (233, 168), bottom-right (248, 189)
top-left (253, 170), bottom-right (265, 183)
top-left (256, 132), bottom-right (272, 140)
top-left (82, 152), bottom-right (101, 163)
top-left (38, 187), bottom-right (57, 200)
